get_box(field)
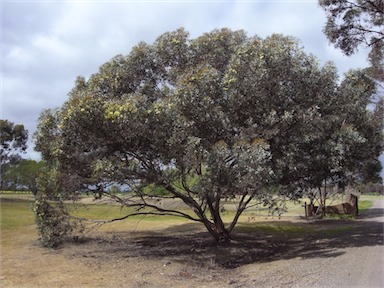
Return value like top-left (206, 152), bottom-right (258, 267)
top-left (1, 193), bottom-right (383, 287)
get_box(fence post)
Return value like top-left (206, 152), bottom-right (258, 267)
top-left (304, 202), bottom-right (307, 218)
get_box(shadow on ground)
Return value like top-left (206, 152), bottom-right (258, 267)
top-left (358, 207), bottom-right (384, 219)
top-left (70, 208), bottom-right (383, 269)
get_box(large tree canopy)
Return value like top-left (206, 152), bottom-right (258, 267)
top-left (35, 28), bottom-right (382, 245)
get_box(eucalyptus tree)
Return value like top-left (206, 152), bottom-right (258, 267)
top-left (4, 160), bottom-right (45, 195)
top-left (0, 119), bottom-right (28, 190)
top-left (0, 119), bottom-right (28, 162)
top-left (35, 28), bottom-right (381, 245)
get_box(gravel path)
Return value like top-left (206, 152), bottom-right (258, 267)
top-left (337, 198), bottom-right (384, 288)
top-left (238, 198), bottom-right (384, 288)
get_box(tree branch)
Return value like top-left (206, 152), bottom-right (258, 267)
top-left (366, 0), bottom-right (384, 14)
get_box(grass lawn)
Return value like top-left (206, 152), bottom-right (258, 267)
top-left (0, 198), bottom-right (35, 230)
top-left (0, 193), bottom-right (379, 229)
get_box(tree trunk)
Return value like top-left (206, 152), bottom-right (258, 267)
top-left (212, 226), bottom-right (231, 243)
top-left (205, 192), bottom-right (232, 242)
top-left (201, 217), bottom-right (231, 242)
top-left (163, 184), bottom-right (232, 242)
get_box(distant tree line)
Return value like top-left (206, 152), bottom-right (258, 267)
top-left (0, 119), bottom-right (44, 195)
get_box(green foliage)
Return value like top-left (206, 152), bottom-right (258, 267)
top-left (0, 119), bottom-right (28, 156)
top-left (0, 119), bottom-right (28, 190)
top-left (33, 161), bottom-right (84, 247)
top-left (34, 28), bottom-right (383, 243)
top-left (142, 184), bottom-right (171, 196)
top-left (3, 160), bottom-right (45, 195)
top-left (319, 0), bottom-right (384, 81)
top-left (358, 182), bottom-right (384, 195)
top-left (34, 196), bottom-right (74, 248)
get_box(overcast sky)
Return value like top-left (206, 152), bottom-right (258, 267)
top-left (2, 0), bottom-right (373, 162)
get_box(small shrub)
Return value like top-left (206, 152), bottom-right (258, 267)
top-left (34, 196), bottom-right (74, 248)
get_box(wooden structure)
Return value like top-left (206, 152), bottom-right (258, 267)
top-left (305, 193), bottom-right (358, 217)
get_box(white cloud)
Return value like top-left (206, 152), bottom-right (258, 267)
top-left (6, 46), bottom-right (36, 71)
top-left (32, 34), bottom-right (80, 60)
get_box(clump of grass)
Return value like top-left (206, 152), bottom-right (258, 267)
top-left (235, 220), bottom-right (355, 239)
top-left (326, 214), bottom-right (355, 220)
top-left (235, 222), bottom-right (316, 238)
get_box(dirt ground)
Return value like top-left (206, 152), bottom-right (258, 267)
top-left (1, 199), bottom-right (383, 288)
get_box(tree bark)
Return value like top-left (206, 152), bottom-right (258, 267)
top-left (201, 218), bottom-right (231, 242)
